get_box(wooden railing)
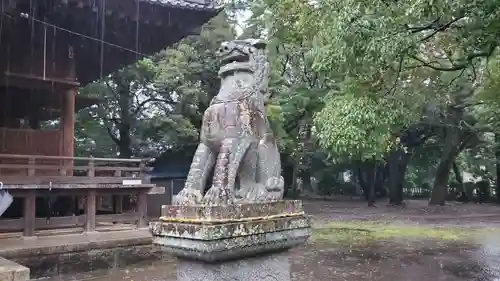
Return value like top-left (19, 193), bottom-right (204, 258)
top-left (0, 154), bottom-right (160, 237)
top-left (0, 153), bottom-right (153, 183)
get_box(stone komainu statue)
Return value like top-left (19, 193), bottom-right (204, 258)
top-left (173, 39), bottom-right (284, 205)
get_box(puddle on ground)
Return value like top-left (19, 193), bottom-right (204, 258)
top-left (40, 235), bottom-right (500, 281)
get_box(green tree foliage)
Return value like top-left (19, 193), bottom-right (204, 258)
top-left (475, 52), bottom-right (500, 132)
top-left (74, 0), bottom-right (500, 204)
top-left (314, 84), bottom-right (411, 161)
top-left (78, 59), bottom-right (162, 158)
top-left (76, 12), bottom-right (235, 158)
top-left (259, 0), bottom-right (500, 204)
top-left (263, 0), bottom-right (500, 160)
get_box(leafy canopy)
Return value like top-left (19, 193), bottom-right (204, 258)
top-left (261, 0), bottom-right (500, 161)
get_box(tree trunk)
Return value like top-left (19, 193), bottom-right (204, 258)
top-left (301, 125), bottom-right (314, 193)
top-left (290, 164), bottom-right (299, 197)
top-left (388, 149), bottom-right (408, 205)
top-left (452, 161), bottom-right (463, 185)
top-left (452, 160), bottom-right (468, 202)
top-left (301, 169), bottom-right (314, 193)
top-left (356, 166), bottom-right (369, 200)
top-left (374, 165), bottom-right (388, 198)
top-left (495, 133), bottom-right (500, 204)
top-left (118, 124), bottom-right (132, 159)
top-left (429, 127), bottom-right (460, 206)
top-left (118, 86), bottom-right (133, 159)
top-left (281, 154), bottom-right (294, 198)
top-left (429, 159), bottom-right (452, 205)
top-left (367, 162), bottom-right (376, 207)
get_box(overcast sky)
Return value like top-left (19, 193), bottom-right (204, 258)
top-left (234, 8), bottom-right (251, 36)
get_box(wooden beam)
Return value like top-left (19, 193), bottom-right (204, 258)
top-left (8, 186), bottom-right (164, 198)
top-left (0, 72), bottom-right (80, 89)
top-left (0, 164), bottom-right (153, 172)
top-left (62, 88), bottom-right (75, 166)
top-left (27, 157), bottom-right (35, 177)
top-left (0, 153), bottom-right (150, 163)
top-left (0, 176), bottom-right (147, 185)
top-left (0, 213), bottom-right (140, 232)
top-left (136, 191), bottom-right (147, 228)
top-left (112, 195), bottom-right (123, 214)
top-left (84, 189), bottom-right (96, 233)
top-left (87, 158), bottom-right (95, 177)
top-left (23, 190), bottom-right (36, 237)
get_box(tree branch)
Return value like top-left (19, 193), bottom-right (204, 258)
top-left (106, 126), bottom-right (121, 146)
top-left (405, 17), bottom-right (442, 34)
top-left (385, 52), bottom-right (405, 96)
top-left (409, 46), bottom-right (497, 71)
top-left (133, 97), bottom-right (177, 116)
top-left (276, 44), bottom-right (290, 77)
top-left (416, 15), bottom-right (465, 43)
top-left (452, 101), bottom-right (484, 109)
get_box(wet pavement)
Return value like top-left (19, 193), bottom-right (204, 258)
top-left (39, 201), bottom-right (500, 281)
top-left (43, 235), bottom-right (500, 281)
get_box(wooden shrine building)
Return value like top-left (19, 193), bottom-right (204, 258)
top-left (0, 0), bottom-right (220, 238)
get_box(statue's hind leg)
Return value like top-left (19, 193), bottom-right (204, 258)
top-left (173, 143), bottom-right (215, 205)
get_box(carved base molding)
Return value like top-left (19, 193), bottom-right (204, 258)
top-left (150, 200), bottom-right (311, 262)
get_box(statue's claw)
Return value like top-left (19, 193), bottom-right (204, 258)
top-left (173, 188), bottom-right (203, 205)
top-left (265, 176), bottom-right (284, 192)
top-left (240, 183), bottom-right (268, 202)
top-left (202, 186), bottom-right (234, 205)
top-left (260, 176), bottom-right (284, 202)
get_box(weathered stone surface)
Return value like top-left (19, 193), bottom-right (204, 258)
top-left (0, 257), bottom-right (29, 281)
top-left (152, 216), bottom-right (309, 240)
top-left (160, 200), bottom-right (304, 222)
top-left (151, 200), bottom-right (312, 262)
top-left (177, 251), bottom-right (291, 281)
top-left (173, 38), bottom-right (284, 205)
top-left (154, 226), bottom-right (309, 262)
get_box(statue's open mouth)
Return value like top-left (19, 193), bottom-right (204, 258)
top-left (221, 52), bottom-right (250, 67)
top-left (219, 50), bottom-right (252, 76)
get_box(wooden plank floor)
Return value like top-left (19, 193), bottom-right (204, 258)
top-left (0, 227), bottom-right (153, 259)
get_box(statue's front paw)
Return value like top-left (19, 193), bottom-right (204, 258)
top-left (264, 176), bottom-right (285, 201)
top-left (173, 188), bottom-right (203, 205)
top-left (243, 183), bottom-right (268, 202)
top-left (202, 187), bottom-right (234, 205)
top-left (265, 176), bottom-right (284, 192)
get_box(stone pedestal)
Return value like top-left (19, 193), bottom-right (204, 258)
top-left (177, 252), bottom-right (290, 281)
top-left (0, 257), bottom-right (30, 281)
top-left (150, 200), bottom-right (311, 281)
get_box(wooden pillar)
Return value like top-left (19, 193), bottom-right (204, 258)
top-left (23, 190), bottom-right (36, 237)
top-left (112, 195), bottom-right (123, 214)
top-left (28, 157), bottom-right (35, 177)
top-left (136, 191), bottom-right (147, 228)
top-left (113, 170), bottom-right (123, 214)
top-left (84, 159), bottom-right (96, 232)
top-left (84, 189), bottom-right (96, 233)
top-left (61, 88), bottom-right (75, 175)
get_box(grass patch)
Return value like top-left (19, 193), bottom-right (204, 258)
top-left (313, 221), bottom-right (498, 244)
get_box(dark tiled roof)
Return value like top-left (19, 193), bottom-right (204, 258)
top-left (144, 0), bottom-right (222, 11)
